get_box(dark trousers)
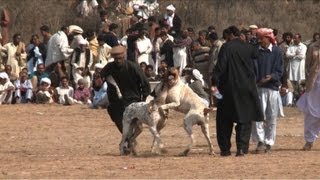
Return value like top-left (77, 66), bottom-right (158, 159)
top-left (216, 108), bottom-right (252, 152)
top-left (107, 101), bottom-right (126, 133)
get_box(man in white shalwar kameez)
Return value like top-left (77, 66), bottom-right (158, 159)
top-left (286, 33), bottom-right (307, 101)
top-left (46, 26), bottom-right (74, 69)
top-left (135, 28), bottom-right (153, 66)
top-left (297, 40), bottom-right (320, 151)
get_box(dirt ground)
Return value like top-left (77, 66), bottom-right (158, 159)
top-left (0, 104), bottom-right (319, 179)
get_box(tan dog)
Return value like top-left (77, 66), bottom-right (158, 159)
top-left (159, 67), bottom-right (215, 156)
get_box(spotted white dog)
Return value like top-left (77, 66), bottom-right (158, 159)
top-left (119, 82), bottom-right (168, 156)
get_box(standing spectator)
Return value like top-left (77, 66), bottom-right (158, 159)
top-left (296, 39), bottom-right (320, 151)
top-left (14, 72), bottom-right (33, 104)
top-left (71, 39), bottom-right (93, 88)
top-left (279, 32), bottom-right (293, 83)
top-left (2, 33), bottom-right (26, 77)
top-left (286, 33), bottom-right (307, 102)
top-left (100, 45), bottom-right (150, 133)
top-left (191, 41), bottom-right (211, 87)
top-left (0, 6), bottom-right (10, 45)
top-left (208, 32), bottom-right (223, 82)
top-left (211, 26), bottom-right (263, 157)
top-left (26, 34), bottom-right (44, 75)
top-left (39, 25), bottom-right (52, 63)
top-left (163, 4), bottom-right (181, 38)
top-left (197, 30), bottom-right (211, 48)
top-left (252, 28), bottom-right (283, 153)
top-left (97, 34), bottom-right (112, 66)
top-left (96, 10), bottom-right (111, 34)
top-left (248, 24), bottom-right (258, 46)
top-left (39, 25), bottom-right (52, 46)
top-left (55, 77), bottom-right (74, 105)
top-left (172, 29), bottom-right (191, 74)
top-left (159, 32), bottom-right (174, 67)
top-left (85, 30), bottom-right (99, 68)
top-left (45, 26), bottom-right (74, 74)
top-left (135, 28), bottom-right (153, 65)
top-left (103, 23), bottom-right (119, 47)
top-left (0, 72), bottom-right (14, 104)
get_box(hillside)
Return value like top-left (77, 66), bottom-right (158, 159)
top-left (1, 0), bottom-right (319, 41)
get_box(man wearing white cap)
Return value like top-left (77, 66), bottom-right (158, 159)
top-left (0, 72), bottom-right (14, 104)
top-left (248, 24), bottom-right (258, 46)
top-left (71, 39), bottom-right (93, 88)
top-left (163, 4), bottom-right (181, 37)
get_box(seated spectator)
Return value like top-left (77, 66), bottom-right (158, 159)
top-left (145, 64), bottom-right (156, 81)
top-left (35, 77), bottom-right (53, 104)
top-left (30, 64), bottom-right (49, 92)
top-left (155, 66), bottom-right (167, 81)
top-left (48, 62), bottom-right (65, 88)
top-left (191, 41), bottom-right (211, 87)
top-left (160, 60), bottom-right (168, 69)
top-left (91, 73), bottom-right (108, 109)
top-left (55, 77), bottom-right (74, 105)
top-left (74, 78), bottom-right (91, 105)
top-left (280, 80), bottom-right (294, 107)
top-left (0, 72), bottom-right (15, 105)
top-left (185, 69), bottom-right (210, 107)
top-left (4, 65), bottom-right (18, 83)
top-left (139, 62), bottom-right (147, 73)
top-left (14, 72), bottom-right (33, 103)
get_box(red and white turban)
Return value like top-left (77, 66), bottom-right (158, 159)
top-left (256, 28), bottom-right (276, 44)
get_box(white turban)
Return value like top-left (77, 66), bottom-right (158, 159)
top-left (166, 4), bottom-right (176, 11)
top-left (69, 25), bottom-right (84, 34)
top-left (192, 69), bottom-right (204, 86)
top-left (79, 39), bottom-right (89, 45)
top-left (249, 24), bottom-right (258, 29)
top-left (94, 63), bottom-right (104, 69)
top-left (40, 77), bottom-right (51, 86)
top-left (0, 72), bottom-right (8, 80)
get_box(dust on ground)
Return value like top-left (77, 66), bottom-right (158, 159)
top-left (0, 104), bottom-right (319, 178)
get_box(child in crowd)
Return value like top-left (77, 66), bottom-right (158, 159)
top-left (74, 78), bottom-right (91, 105)
top-left (14, 72), bottom-right (33, 103)
top-left (145, 64), bottom-right (156, 81)
top-left (35, 77), bottom-right (53, 104)
top-left (55, 77), bottom-right (74, 105)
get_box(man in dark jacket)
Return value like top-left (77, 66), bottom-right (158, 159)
top-left (251, 28), bottom-right (283, 153)
top-left (100, 45), bottom-right (150, 133)
top-left (211, 26), bottom-right (263, 157)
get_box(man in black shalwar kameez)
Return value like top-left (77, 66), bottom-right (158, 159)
top-left (211, 26), bottom-right (263, 157)
top-left (100, 45), bottom-right (151, 133)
